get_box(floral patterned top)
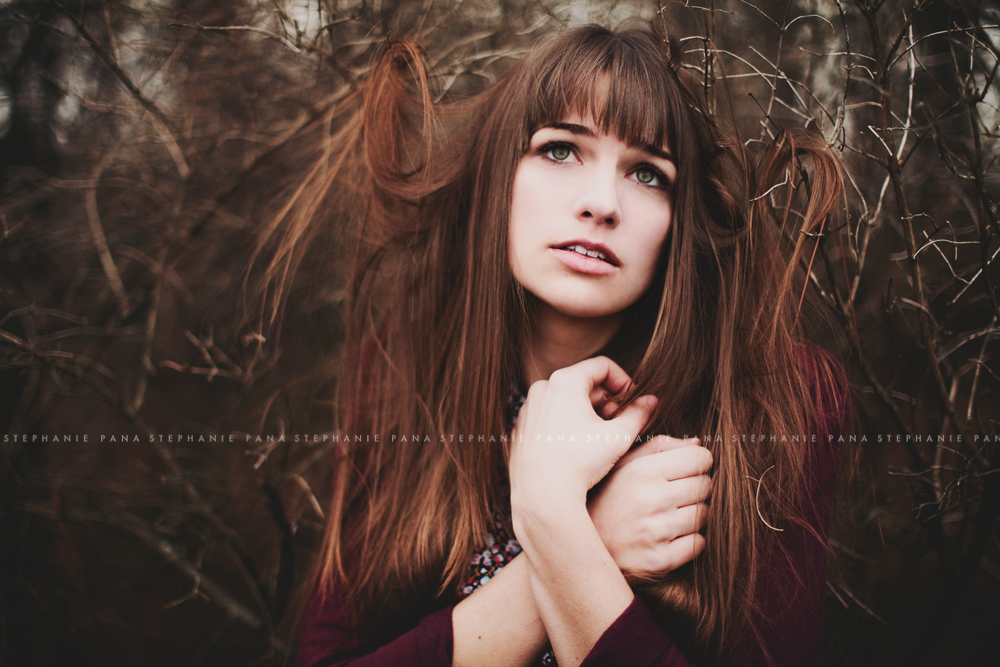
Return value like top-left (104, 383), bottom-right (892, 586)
top-left (456, 516), bottom-right (523, 599)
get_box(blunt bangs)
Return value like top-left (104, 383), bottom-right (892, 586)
top-left (520, 26), bottom-right (678, 156)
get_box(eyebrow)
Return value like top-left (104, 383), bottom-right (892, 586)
top-left (545, 122), bottom-right (674, 162)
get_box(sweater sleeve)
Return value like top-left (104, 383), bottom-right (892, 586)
top-left (297, 588), bottom-right (455, 667)
top-left (580, 596), bottom-right (695, 666)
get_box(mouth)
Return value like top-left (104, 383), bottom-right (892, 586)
top-left (552, 240), bottom-right (620, 267)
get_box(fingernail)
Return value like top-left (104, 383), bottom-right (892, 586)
top-left (645, 396), bottom-right (659, 409)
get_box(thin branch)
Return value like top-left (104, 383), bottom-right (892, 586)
top-left (167, 21), bottom-right (303, 54)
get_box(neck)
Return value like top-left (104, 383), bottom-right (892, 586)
top-left (520, 300), bottom-right (622, 386)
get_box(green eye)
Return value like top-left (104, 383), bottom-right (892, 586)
top-left (636, 169), bottom-right (656, 184)
top-left (550, 145), bottom-right (571, 161)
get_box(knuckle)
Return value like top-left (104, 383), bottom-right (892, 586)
top-left (652, 547), bottom-right (682, 573)
top-left (646, 554), bottom-right (667, 572)
top-left (694, 503), bottom-right (710, 527)
top-left (638, 464), bottom-right (665, 489)
top-left (634, 486), bottom-right (659, 509)
top-left (525, 380), bottom-right (548, 398)
top-left (637, 520), bottom-right (657, 543)
top-left (653, 435), bottom-right (672, 451)
top-left (662, 485), bottom-right (681, 507)
top-left (547, 368), bottom-right (572, 386)
top-left (696, 447), bottom-right (714, 469)
top-left (664, 535), bottom-right (705, 569)
top-left (636, 437), bottom-right (658, 454)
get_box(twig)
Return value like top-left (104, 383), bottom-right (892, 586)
top-left (167, 21), bottom-right (302, 53)
top-left (966, 318), bottom-right (996, 423)
top-left (85, 155), bottom-right (131, 320)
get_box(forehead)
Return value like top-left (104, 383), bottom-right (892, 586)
top-left (539, 111), bottom-right (673, 162)
top-left (520, 34), bottom-right (677, 154)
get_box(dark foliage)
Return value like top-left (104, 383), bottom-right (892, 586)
top-left (0, 1), bottom-right (997, 665)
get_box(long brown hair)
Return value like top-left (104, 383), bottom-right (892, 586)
top-left (263, 24), bottom-right (847, 663)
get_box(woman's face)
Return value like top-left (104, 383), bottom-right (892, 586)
top-left (509, 115), bottom-right (676, 320)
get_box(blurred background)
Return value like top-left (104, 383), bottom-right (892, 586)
top-left (0, 0), bottom-right (998, 665)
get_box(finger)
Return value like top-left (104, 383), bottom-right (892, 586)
top-left (667, 475), bottom-right (713, 506)
top-left (644, 446), bottom-right (714, 481)
top-left (656, 533), bottom-right (706, 572)
top-left (615, 433), bottom-right (662, 467)
top-left (616, 435), bottom-right (699, 469)
top-left (598, 400), bottom-right (618, 419)
top-left (590, 386), bottom-right (610, 410)
top-left (610, 394), bottom-right (658, 437)
top-left (654, 435), bottom-right (700, 452)
top-left (615, 435), bottom-right (698, 475)
top-left (555, 356), bottom-right (633, 397)
top-left (662, 503), bottom-right (710, 539)
top-left (523, 378), bottom-right (548, 403)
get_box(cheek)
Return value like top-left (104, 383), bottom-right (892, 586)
top-left (507, 227), bottom-right (525, 281)
top-left (507, 174), bottom-right (534, 279)
top-left (629, 205), bottom-right (673, 289)
top-left (510, 168), bottom-right (547, 223)
top-left (508, 166), bottom-right (554, 270)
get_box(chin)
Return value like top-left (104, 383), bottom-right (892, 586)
top-left (543, 297), bottom-right (627, 320)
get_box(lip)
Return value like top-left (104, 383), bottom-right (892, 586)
top-left (552, 239), bottom-right (621, 266)
top-left (550, 239), bottom-right (621, 276)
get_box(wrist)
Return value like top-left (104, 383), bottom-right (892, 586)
top-left (453, 554), bottom-right (549, 666)
top-left (513, 498), bottom-right (592, 555)
top-left (520, 513), bottom-right (635, 667)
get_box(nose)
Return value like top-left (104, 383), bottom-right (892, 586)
top-left (575, 166), bottom-right (621, 227)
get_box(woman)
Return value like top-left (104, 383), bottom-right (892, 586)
top-left (290, 23), bottom-right (848, 667)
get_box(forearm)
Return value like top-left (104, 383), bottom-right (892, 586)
top-left (517, 493), bottom-right (635, 667)
top-left (503, 358), bottom-right (669, 665)
top-left (452, 553), bottom-right (549, 667)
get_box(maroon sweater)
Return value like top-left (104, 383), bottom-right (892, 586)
top-left (299, 356), bottom-right (848, 667)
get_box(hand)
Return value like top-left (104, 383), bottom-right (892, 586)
top-left (588, 435), bottom-right (712, 575)
top-left (509, 356), bottom-right (658, 518)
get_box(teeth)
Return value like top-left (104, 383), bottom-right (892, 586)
top-left (568, 245), bottom-right (607, 261)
